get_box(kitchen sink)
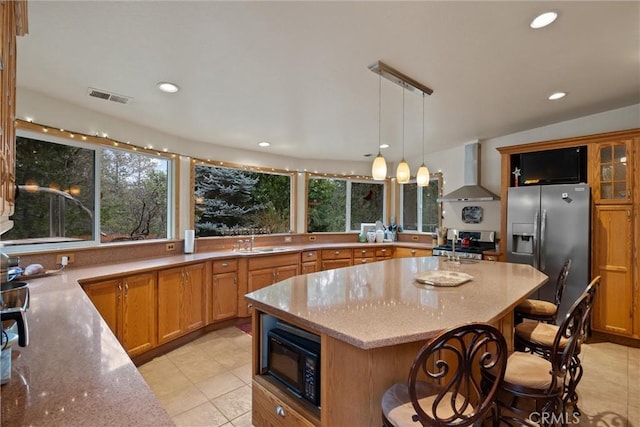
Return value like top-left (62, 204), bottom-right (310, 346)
top-left (250, 247), bottom-right (288, 253)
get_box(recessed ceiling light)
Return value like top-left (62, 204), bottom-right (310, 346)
top-left (379, 144), bottom-right (390, 149)
top-left (548, 92), bottom-right (567, 100)
top-left (157, 82), bottom-right (180, 93)
top-left (530, 11), bottom-right (558, 29)
top-left (258, 141), bottom-right (271, 147)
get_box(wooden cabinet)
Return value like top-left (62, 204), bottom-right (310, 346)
top-left (301, 250), bottom-right (319, 274)
top-left (592, 205), bottom-right (635, 336)
top-left (353, 247), bottom-right (375, 265)
top-left (157, 262), bottom-right (207, 344)
top-left (248, 253), bottom-right (300, 293)
top-left (394, 247), bottom-right (432, 258)
top-left (320, 249), bottom-right (352, 270)
top-left (0, 1), bottom-right (26, 234)
top-left (591, 140), bottom-right (633, 204)
top-left (84, 272), bottom-right (157, 356)
top-left (253, 377), bottom-right (318, 427)
top-left (212, 259), bottom-right (238, 321)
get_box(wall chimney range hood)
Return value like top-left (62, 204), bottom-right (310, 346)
top-left (437, 142), bottom-right (500, 202)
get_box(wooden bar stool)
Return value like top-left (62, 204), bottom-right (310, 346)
top-left (381, 323), bottom-right (508, 427)
top-left (515, 259), bottom-right (571, 325)
top-left (514, 276), bottom-right (601, 415)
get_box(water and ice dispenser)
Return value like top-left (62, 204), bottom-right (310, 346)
top-left (510, 223), bottom-right (534, 255)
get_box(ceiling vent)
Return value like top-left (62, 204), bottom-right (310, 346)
top-left (87, 87), bottom-right (133, 104)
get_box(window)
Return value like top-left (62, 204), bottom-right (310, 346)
top-left (401, 174), bottom-right (442, 233)
top-left (307, 177), bottom-right (385, 232)
top-left (4, 130), bottom-right (171, 247)
top-left (194, 164), bottom-right (292, 236)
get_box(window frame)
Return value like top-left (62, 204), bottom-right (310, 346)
top-left (400, 173), bottom-right (443, 233)
top-left (306, 174), bottom-right (387, 233)
top-left (5, 122), bottom-right (175, 253)
top-left (191, 160), bottom-right (296, 237)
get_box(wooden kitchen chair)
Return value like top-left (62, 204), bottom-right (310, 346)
top-left (486, 291), bottom-right (589, 426)
top-left (381, 323), bottom-right (508, 427)
top-left (514, 276), bottom-right (601, 415)
top-left (514, 258), bottom-right (571, 325)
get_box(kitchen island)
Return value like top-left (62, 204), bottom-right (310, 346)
top-left (245, 256), bottom-right (548, 427)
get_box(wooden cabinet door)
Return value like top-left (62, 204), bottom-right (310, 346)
top-left (248, 267), bottom-right (276, 293)
top-left (183, 263), bottom-right (207, 332)
top-left (275, 264), bottom-right (299, 282)
top-left (592, 205), bottom-right (634, 336)
top-left (591, 140), bottom-right (633, 204)
top-left (301, 261), bottom-right (318, 274)
top-left (84, 279), bottom-right (121, 339)
top-left (122, 272), bottom-right (156, 356)
top-left (212, 271), bottom-right (238, 321)
top-left (157, 267), bottom-right (183, 344)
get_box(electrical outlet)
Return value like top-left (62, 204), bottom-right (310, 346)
top-left (56, 253), bottom-right (75, 265)
top-left (308, 235), bottom-right (316, 241)
top-left (284, 236), bottom-right (292, 243)
top-left (412, 235), bottom-right (419, 241)
top-left (165, 243), bottom-right (176, 251)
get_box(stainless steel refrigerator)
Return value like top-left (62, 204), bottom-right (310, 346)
top-left (506, 183), bottom-right (590, 321)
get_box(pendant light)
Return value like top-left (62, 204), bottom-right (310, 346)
top-left (371, 74), bottom-right (387, 180)
top-left (416, 93), bottom-right (430, 187)
top-left (396, 88), bottom-right (410, 184)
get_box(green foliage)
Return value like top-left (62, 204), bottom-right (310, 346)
top-left (350, 182), bottom-right (384, 230)
top-left (194, 165), bottom-right (291, 236)
top-left (307, 178), bottom-right (346, 232)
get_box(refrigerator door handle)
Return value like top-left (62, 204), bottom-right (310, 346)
top-left (533, 210), bottom-right (539, 269)
top-left (540, 209), bottom-right (547, 271)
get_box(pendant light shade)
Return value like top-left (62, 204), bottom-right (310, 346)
top-left (371, 74), bottom-right (387, 180)
top-left (372, 153), bottom-right (387, 180)
top-left (396, 160), bottom-right (411, 184)
top-left (416, 93), bottom-right (430, 187)
top-left (396, 87), bottom-right (410, 184)
top-left (416, 164), bottom-right (430, 186)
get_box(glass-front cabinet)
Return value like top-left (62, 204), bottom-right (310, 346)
top-left (593, 140), bottom-right (633, 204)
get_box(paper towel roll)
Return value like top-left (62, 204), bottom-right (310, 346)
top-left (184, 230), bottom-right (195, 254)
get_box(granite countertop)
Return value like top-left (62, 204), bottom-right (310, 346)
top-left (0, 240), bottom-right (433, 426)
top-left (245, 257), bottom-right (548, 349)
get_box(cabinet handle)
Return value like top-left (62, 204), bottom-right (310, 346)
top-left (233, 273), bottom-right (237, 285)
top-left (381, 249), bottom-right (386, 253)
top-left (361, 259), bottom-right (367, 263)
top-left (334, 250), bottom-right (340, 255)
top-left (411, 249), bottom-right (417, 255)
top-left (124, 281), bottom-right (129, 298)
top-left (307, 252), bottom-right (314, 257)
top-left (275, 406), bottom-right (286, 417)
top-left (247, 303), bottom-right (253, 309)
top-left (221, 262), bottom-right (228, 267)
top-left (117, 283), bottom-right (122, 300)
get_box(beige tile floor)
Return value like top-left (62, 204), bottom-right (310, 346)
top-left (139, 327), bottom-right (639, 427)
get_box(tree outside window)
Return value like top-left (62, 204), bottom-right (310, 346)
top-left (307, 177), bottom-right (385, 232)
top-left (401, 175), bottom-right (442, 233)
top-left (194, 164), bottom-right (292, 236)
top-left (5, 134), bottom-right (170, 246)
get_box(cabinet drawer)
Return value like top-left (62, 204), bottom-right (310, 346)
top-left (354, 257), bottom-right (375, 264)
top-left (375, 247), bottom-right (392, 258)
top-left (321, 248), bottom-right (352, 260)
top-left (354, 247), bottom-right (375, 258)
top-left (213, 259), bottom-right (238, 273)
top-left (253, 379), bottom-right (317, 427)
top-left (249, 253), bottom-right (300, 270)
top-left (395, 247), bottom-right (432, 258)
top-left (302, 250), bottom-right (318, 261)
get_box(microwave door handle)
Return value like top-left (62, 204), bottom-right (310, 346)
top-left (532, 210), bottom-right (539, 270)
top-left (540, 209), bottom-right (547, 271)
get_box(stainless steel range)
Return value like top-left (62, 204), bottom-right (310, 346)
top-left (432, 230), bottom-right (496, 260)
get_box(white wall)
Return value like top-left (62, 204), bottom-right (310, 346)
top-left (17, 88), bottom-right (640, 237)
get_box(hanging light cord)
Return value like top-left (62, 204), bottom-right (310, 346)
top-left (402, 88), bottom-right (405, 159)
top-left (422, 93), bottom-right (425, 164)
top-left (377, 74), bottom-right (382, 155)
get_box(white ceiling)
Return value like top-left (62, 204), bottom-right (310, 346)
top-left (17, 1), bottom-right (640, 164)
